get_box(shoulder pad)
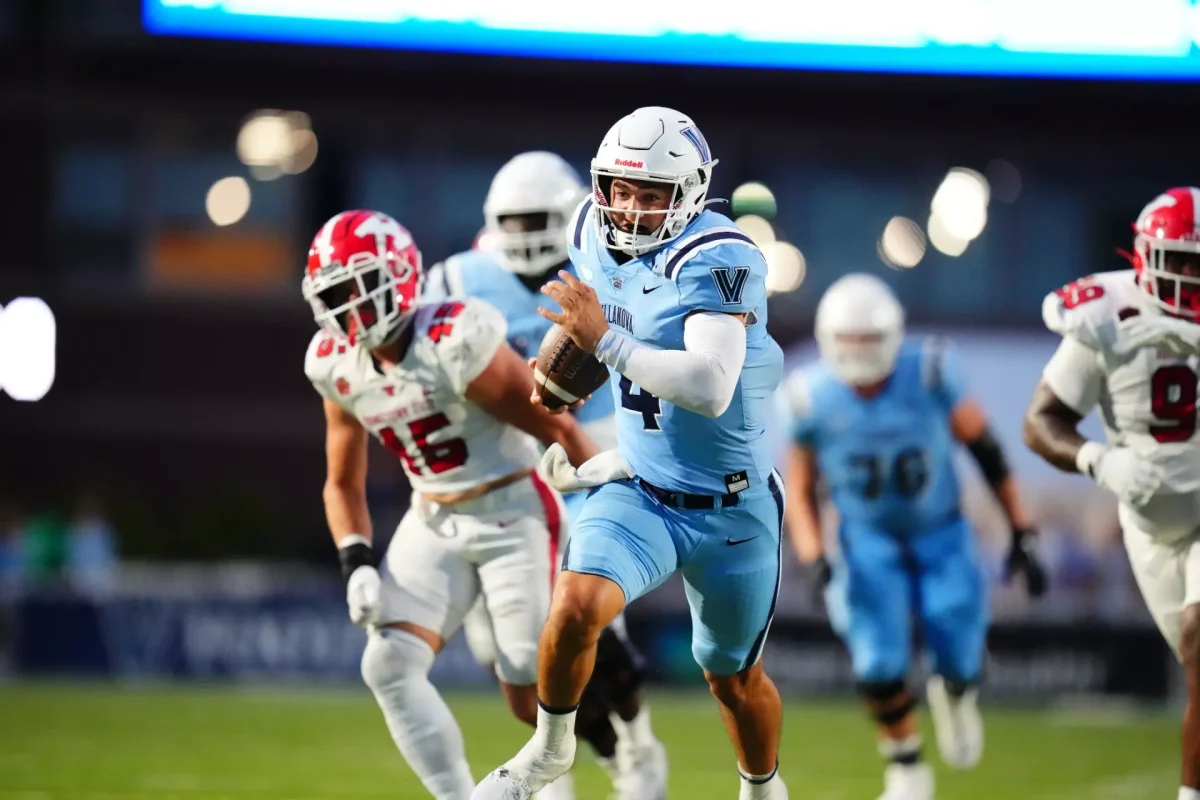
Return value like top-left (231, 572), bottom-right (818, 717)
top-left (1041, 271), bottom-right (1135, 352)
top-left (304, 330), bottom-right (349, 383)
top-left (418, 297), bottom-right (508, 394)
top-left (568, 196), bottom-right (594, 251)
top-left (663, 224), bottom-right (760, 281)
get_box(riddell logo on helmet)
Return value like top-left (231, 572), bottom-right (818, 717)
top-left (614, 158), bottom-right (644, 169)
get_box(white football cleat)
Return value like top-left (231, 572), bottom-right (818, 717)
top-left (925, 675), bottom-right (983, 770)
top-left (599, 737), bottom-right (669, 799)
top-left (877, 763), bottom-right (934, 800)
top-left (534, 770), bottom-right (575, 800)
top-left (472, 767), bottom-right (534, 800)
top-left (472, 738), bottom-right (576, 800)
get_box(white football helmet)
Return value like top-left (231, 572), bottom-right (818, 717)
top-left (591, 106), bottom-right (718, 256)
top-left (815, 273), bottom-right (905, 386)
top-left (483, 151), bottom-right (585, 276)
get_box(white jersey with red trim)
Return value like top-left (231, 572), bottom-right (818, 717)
top-left (305, 297), bottom-right (542, 496)
top-left (1042, 268), bottom-right (1200, 539)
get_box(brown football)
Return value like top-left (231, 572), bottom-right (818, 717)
top-left (534, 324), bottom-right (610, 410)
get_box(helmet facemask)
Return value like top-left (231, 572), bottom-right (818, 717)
top-left (817, 329), bottom-right (903, 386)
top-left (591, 167), bottom-right (710, 256)
top-left (486, 211), bottom-right (570, 276)
top-left (1135, 235), bottom-right (1200, 321)
top-left (303, 248), bottom-right (422, 349)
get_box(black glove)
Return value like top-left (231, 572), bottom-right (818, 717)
top-left (805, 555), bottom-right (833, 608)
top-left (1005, 526), bottom-right (1048, 598)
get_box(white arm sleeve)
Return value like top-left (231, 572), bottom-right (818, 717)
top-left (593, 312), bottom-right (747, 418)
top-left (1042, 335), bottom-right (1104, 416)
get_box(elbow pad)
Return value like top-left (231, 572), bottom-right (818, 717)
top-left (966, 428), bottom-right (1011, 487)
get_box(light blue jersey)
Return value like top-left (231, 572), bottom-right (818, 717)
top-left (568, 204), bottom-right (784, 497)
top-left (425, 250), bottom-right (615, 429)
top-left (563, 203), bottom-right (785, 677)
top-left (791, 339), bottom-right (966, 535)
top-left (789, 338), bottom-right (986, 684)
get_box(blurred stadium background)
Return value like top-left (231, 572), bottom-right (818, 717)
top-left (4, 1), bottom-right (1200, 797)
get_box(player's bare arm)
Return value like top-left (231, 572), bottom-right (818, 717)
top-left (951, 397), bottom-right (1032, 528)
top-left (466, 340), bottom-right (600, 468)
top-left (954, 395), bottom-right (1046, 596)
top-left (785, 442), bottom-right (833, 606)
top-left (321, 396), bottom-right (372, 544)
top-left (1021, 380), bottom-right (1087, 474)
top-left (783, 443), bottom-right (823, 565)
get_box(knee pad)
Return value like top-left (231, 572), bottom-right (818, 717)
top-left (494, 639), bottom-right (538, 687)
top-left (587, 625), bottom-right (645, 705)
top-left (857, 680), bottom-right (913, 726)
top-left (361, 629), bottom-right (436, 695)
top-left (461, 602), bottom-right (498, 669)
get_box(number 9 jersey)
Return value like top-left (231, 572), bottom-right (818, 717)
top-left (303, 297), bottom-right (543, 495)
top-left (1042, 269), bottom-right (1200, 538)
top-left (788, 338), bottom-right (967, 534)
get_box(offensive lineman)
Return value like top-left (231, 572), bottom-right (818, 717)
top-left (785, 273), bottom-right (1045, 800)
top-left (472, 107), bottom-right (789, 800)
top-left (302, 210), bottom-right (598, 799)
top-left (1024, 187), bottom-right (1200, 800)
top-left (425, 150), bottom-right (668, 799)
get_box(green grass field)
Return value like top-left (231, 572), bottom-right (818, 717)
top-left (0, 684), bottom-right (1181, 799)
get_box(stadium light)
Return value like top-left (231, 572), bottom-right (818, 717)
top-left (0, 297), bottom-right (56, 402)
top-left (735, 215), bottom-right (777, 249)
top-left (878, 216), bottom-right (926, 269)
top-left (206, 177), bottom-right (252, 227)
top-left (764, 241), bottom-right (806, 295)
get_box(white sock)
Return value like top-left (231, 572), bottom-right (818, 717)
top-left (536, 770), bottom-right (576, 800)
top-left (739, 763), bottom-right (784, 799)
top-left (534, 703), bottom-right (578, 752)
top-left (611, 706), bottom-right (656, 747)
top-left (1179, 788), bottom-right (1200, 800)
top-left (361, 631), bottom-right (474, 800)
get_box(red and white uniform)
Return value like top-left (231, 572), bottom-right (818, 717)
top-left (1042, 269), bottom-right (1200, 656)
top-left (306, 296), bottom-right (564, 684)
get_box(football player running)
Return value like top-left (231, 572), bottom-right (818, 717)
top-left (785, 274), bottom-right (1045, 800)
top-left (301, 210), bottom-right (598, 800)
top-left (471, 106), bottom-right (789, 800)
top-left (425, 151), bottom-right (669, 799)
top-left (1024, 187), bottom-right (1200, 800)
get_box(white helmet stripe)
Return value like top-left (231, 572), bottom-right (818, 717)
top-left (313, 213), bottom-right (344, 269)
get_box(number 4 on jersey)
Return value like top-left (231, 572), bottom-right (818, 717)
top-left (620, 376), bottom-right (662, 430)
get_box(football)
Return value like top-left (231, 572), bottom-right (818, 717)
top-left (534, 324), bottom-right (610, 410)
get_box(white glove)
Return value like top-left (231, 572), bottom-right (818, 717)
top-left (1113, 314), bottom-right (1200, 358)
top-left (1076, 442), bottom-right (1165, 508)
top-left (539, 443), bottom-right (633, 494)
top-left (346, 564), bottom-right (383, 627)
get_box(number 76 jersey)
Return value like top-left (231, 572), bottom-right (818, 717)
top-left (1042, 269), bottom-right (1200, 538)
top-left (303, 298), bottom-right (542, 496)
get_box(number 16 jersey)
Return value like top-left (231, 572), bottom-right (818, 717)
top-left (1043, 269), bottom-right (1200, 540)
top-left (303, 297), bottom-right (542, 496)
top-left (787, 339), bottom-right (967, 535)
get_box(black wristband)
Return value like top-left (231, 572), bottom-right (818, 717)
top-left (338, 542), bottom-right (374, 583)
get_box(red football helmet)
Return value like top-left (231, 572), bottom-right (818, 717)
top-left (1132, 187), bottom-right (1200, 320)
top-left (302, 210), bottom-right (423, 348)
